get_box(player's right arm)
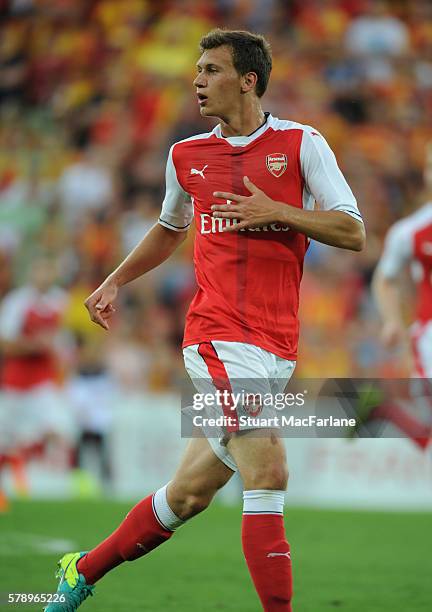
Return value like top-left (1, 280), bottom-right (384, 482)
top-left (85, 145), bottom-right (192, 330)
top-left (372, 221), bottom-right (411, 347)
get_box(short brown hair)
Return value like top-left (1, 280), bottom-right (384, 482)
top-left (199, 28), bottom-right (272, 98)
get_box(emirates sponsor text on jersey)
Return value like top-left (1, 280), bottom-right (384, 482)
top-left (200, 212), bottom-right (290, 234)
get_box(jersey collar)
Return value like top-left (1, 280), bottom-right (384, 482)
top-left (212, 112), bottom-right (273, 146)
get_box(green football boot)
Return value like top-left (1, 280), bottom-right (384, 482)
top-left (44, 552), bottom-right (94, 611)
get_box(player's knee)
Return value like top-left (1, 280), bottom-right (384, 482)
top-left (178, 492), bottom-right (212, 520)
top-left (243, 462), bottom-right (288, 491)
top-left (168, 483), bottom-right (213, 520)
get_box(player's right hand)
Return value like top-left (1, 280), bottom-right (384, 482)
top-left (84, 280), bottom-right (118, 330)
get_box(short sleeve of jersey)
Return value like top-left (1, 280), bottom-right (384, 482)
top-left (300, 129), bottom-right (363, 223)
top-left (377, 221), bottom-right (412, 279)
top-left (158, 145), bottom-right (193, 232)
top-left (0, 290), bottom-right (27, 340)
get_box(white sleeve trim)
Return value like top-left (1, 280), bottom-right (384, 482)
top-left (338, 209), bottom-right (364, 222)
top-left (158, 145), bottom-right (193, 232)
top-left (158, 218), bottom-right (191, 232)
top-left (300, 129), bottom-right (363, 223)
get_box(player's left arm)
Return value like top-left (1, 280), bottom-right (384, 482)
top-left (372, 222), bottom-right (412, 347)
top-left (212, 130), bottom-right (365, 251)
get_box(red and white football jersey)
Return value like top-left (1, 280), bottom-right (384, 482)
top-left (378, 202), bottom-right (432, 323)
top-left (0, 286), bottom-right (66, 390)
top-left (159, 114), bottom-right (362, 360)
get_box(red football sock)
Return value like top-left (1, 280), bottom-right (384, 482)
top-left (77, 494), bottom-right (173, 584)
top-left (242, 495), bottom-right (292, 611)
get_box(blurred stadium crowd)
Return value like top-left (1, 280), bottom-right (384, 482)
top-left (1, 0), bottom-right (431, 489)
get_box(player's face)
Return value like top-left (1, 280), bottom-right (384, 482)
top-left (193, 46), bottom-right (243, 119)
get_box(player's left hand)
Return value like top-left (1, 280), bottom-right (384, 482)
top-left (212, 176), bottom-right (287, 231)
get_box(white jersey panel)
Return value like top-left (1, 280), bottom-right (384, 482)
top-left (378, 219), bottom-right (413, 279)
top-left (158, 145), bottom-right (193, 232)
top-left (299, 128), bottom-right (362, 221)
top-left (378, 203), bottom-right (432, 279)
top-left (0, 288), bottom-right (30, 340)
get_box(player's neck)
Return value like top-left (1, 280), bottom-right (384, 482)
top-left (219, 102), bottom-right (266, 138)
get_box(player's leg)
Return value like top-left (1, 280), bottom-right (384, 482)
top-left (166, 436), bottom-right (235, 518)
top-left (0, 391), bottom-right (29, 505)
top-left (347, 320), bottom-right (432, 448)
top-left (45, 437), bottom-right (233, 610)
top-left (411, 322), bottom-right (432, 447)
top-left (189, 340), bottom-right (294, 610)
top-left (0, 393), bottom-right (11, 511)
top-left (0, 453), bottom-right (10, 512)
top-left (78, 436), bottom-right (234, 582)
top-left (227, 430), bottom-right (292, 612)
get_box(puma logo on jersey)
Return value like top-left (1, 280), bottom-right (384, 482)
top-left (267, 552), bottom-right (291, 559)
top-left (190, 165), bottom-right (208, 179)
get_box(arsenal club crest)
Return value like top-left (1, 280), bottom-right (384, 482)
top-left (266, 153), bottom-right (287, 178)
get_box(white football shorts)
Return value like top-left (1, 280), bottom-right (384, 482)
top-left (183, 341), bottom-right (296, 471)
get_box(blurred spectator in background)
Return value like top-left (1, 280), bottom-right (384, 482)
top-left (57, 142), bottom-right (115, 227)
top-left (345, 0), bottom-right (409, 57)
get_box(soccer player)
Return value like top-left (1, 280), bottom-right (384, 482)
top-left (371, 144), bottom-right (432, 449)
top-left (0, 256), bottom-right (75, 507)
top-left (374, 144), bottom-right (432, 376)
top-left (45, 29), bottom-right (364, 611)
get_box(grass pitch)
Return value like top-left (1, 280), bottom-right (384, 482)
top-left (0, 500), bottom-right (431, 611)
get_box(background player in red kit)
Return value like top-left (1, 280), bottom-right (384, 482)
top-left (0, 256), bottom-right (75, 507)
top-left (45, 30), bottom-right (365, 611)
top-left (374, 143), bottom-right (432, 378)
top-left (371, 143), bottom-right (432, 449)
